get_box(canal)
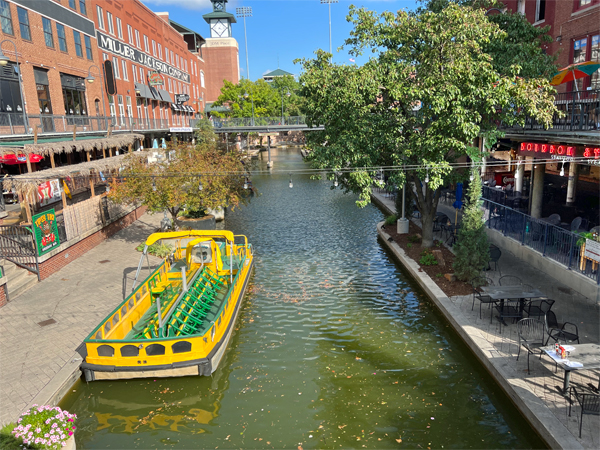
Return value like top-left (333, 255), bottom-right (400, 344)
top-left (60, 147), bottom-right (545, 449)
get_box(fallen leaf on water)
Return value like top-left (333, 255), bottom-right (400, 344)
top-left (396, 438), bottom-right (402, 443)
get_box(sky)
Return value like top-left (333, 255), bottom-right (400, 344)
top-left (142, 0), bottom-right (420, 80)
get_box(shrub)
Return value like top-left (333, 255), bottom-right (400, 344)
top-left (408, 234), bottom-right (421, 243)
top-left (384, 214), bottom-right (398, 226)
top-left (419, 250), bottom-right (438, 266)
top-left (407, 242), bottom-right (412, 249)
top-left (136, 243), bottom-right (174, 258)
top-left (11, 405), bottom-right (76, 449)
top-left (180, 208), bottom-right (207, 219)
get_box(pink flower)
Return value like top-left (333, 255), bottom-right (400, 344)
top-left (68, 431), bottom-right (73, 436)
top-left (35, 427), bottom-right (41, 433)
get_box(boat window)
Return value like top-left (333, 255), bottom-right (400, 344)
top-left (94, 331), bottom-right (102, 340)
top-left (112, 315), bottom-right (120, 326)
top-left (146, 344), bottom-right (165, 356)
top-left (104, 322), bottom-right (111, 334)
top-left (191, 242), bottom-right (212, 264)
top-left (136, 292), bottom-right (141, 301)
top-left (172, 341), bottom-right (191, 353)
top-left (218, 317), bottom-right (222, 327)
top-left (129, 298), bottom-right (135, 309)
top-left (97, 345), bottom-right (114, 357)
top-left (142, 286), bottom-right (147, 295)
top-left (211, 326), bottom-right (216, 342)
top-left (120, 345), bottom-right (139, 357)
top-left (121, 306), bottom-right (127, 316)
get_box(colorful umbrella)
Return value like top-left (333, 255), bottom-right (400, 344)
top-left (550, 61), bottom-right (600, 88)
top-left (0, 154), bottom-right (44, 165)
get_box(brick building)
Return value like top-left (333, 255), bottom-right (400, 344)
top-left (0, 0), bottom-right (104, 131)
top-left (503, 0), bottom-right (600, 92)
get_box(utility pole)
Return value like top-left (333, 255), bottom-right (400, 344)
top-left (236, 7), bottom-right (252, 81)
top-left (320, 0), bottom-right (338, 58)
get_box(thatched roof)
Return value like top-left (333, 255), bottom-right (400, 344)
top-left (0, 134), bottom-right (144, 157)
top-left (3, 151), bottom-right (151, 193)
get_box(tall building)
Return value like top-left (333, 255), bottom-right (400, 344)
top-left (202, 0), bottom-right (239, 103)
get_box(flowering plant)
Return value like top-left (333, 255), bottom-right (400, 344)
top-left (11, 405), bottom-right (76, 449)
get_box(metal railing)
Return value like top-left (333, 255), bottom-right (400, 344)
top-left (0, 113), bottom-right (197, 136)
top-left (483, 199), bottom-right (599, 284)
top-left (0, 225), bottom-right (39, 279)
top-left (499, 89), bottom-right (599, 133)
top-left (205, 116), bottom-right (308, 128)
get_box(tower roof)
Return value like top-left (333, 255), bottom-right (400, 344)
top-left (263, 69), bottom-right (294, 78)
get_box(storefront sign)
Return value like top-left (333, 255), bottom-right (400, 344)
top-left (97, 31), bottom-right (190, 83)
top-left (175, 94), bottom-right (189, 104)
top-left (519, 142), bottom-right (600, 164)
top-left (32, 209), bottom-right (61, 256)
top-left (169, 127), bottom-right (193, 133)
top-left (147, 70), bottom-right (164, 87)
top-left (584, 239), bottom-right (600, 263)
top-left (37, 179), bottom-right (62, 207)
top-left (494, 172), bottom-right (515, 187)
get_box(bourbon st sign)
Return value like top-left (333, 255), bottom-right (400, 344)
top-left (97, 31), bottom-right (190, 83)
top-left (518, 141), bottom-right (600, 165)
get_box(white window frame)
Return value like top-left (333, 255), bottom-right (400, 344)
top-left (126, 96), bottom-right (133, 120)
top-left (135, 29), bottom-right (140, 48)
top-left (144, 34), bottom-right (149, 53)
top-left (108, 95), bottom-right (116, 118)
top-left (116, 17), bottom-right (122, 39)
top-left (107, 11), bottom-right (114, 35)
top-left (200, 70), bottom-right (205, 88)
top-left (96, 5), bottom-right (104, 30)
top-left (132, 64), bottom-right (137, 82)
top-left (113, 56), bottom-right (120, 79)
top-left (121, 59), bottom-right (128, 81)
top-left (127, 24), bottom-right (133, 45)
top-left (168, 78), bottom-right (172, 92)
top-left (118, 95), bottom-right (125, 125)
top-left (534, 0), bottom-right (546, 23)
top-left (139, 67), bottom-right (144, 82)
top-left (152, 39), bottom-right (156, 56)
top-left (158, 43), bottom-right (162, 60)
top-left (165, 47), bottom-right (169, 63)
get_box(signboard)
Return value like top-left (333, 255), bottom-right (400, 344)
top-left (32, 209), bottom-right (61, 256)
top-left (37, 179), bottom-right (62, 207)
top-left (494, 172), bottom-right (515, 188)
top-left (169, 127), bottom-right (193, 133)
top-left (147, 70), bottom-right (164, 87)
top-left (258, 132), bottom-right (279, 137)
top-left (518, 141), bottom-right (600, 166)
top-left (584, 239), bottom-right (600, 263)
top-left (96, 31), bottom-right (190, 83)
top-left (175, 94), bottom-right (189, 104)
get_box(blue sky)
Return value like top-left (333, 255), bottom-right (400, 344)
top-left (142, 1), bottom-right (419, 80)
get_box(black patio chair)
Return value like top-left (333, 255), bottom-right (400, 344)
top-left (547, 213), bottom-right (561, 225)
top-left (524, 299), bottom-right (555, 320)
top-left (516, 318), bottom-right (546, 372)
top-left (569, 386), bottom-right (600, 438)
top-left (470, 276), bottom-right (495, 321)
top-left (488, 246), bottom-right (502, 275)
top-left (570, 217), bottom-right (583, 232)
top-left (544, 311), bottom-right (580, 345)
top-left (498, 275), bottom-right (522, 286)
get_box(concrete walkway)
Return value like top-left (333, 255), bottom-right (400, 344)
top-left (0, 212), bottom-right (164, 427)
top-left (372, 191), bottom-right (599, 449)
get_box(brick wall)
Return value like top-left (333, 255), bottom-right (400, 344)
top-left (0, 285), bottom-right (7, 308)
top-left (203, 39), bottom-right (239, 103)
top-left (38, 204), bottom-right (147, 280)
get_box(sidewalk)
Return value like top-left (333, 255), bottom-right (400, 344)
top-left (0, 212), bottom-right (164, 426)
top-left (372, 191), bottom-right (600, 449)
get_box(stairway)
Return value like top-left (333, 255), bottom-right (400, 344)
top-left (1, 260), bottom-right (39, 302)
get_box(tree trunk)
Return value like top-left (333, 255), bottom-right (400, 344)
top-left (421, 210), bottom-right (435, 248)
top-left (410, 174), bottom-right (441, 249)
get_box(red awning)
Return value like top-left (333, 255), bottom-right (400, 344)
top-left (0, 154), bottom-right (44, 165)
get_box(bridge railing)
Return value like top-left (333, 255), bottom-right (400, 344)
top-left (206, 116), bottom-right (307, 128)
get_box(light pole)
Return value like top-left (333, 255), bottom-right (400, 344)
top-left (236, 6), bottom-right (252, 81)
top-left (85, 64), bottom-right (108, 131)
top-left (280, 88), bottom-right (290, 125)
top-left (0, 39), bottom-right (29, 132)
top-left (320, 0), bottom-right (338, 58)
top-left (243, 89), bottom-right (255, 127)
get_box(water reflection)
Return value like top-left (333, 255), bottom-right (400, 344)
top-left (60, 146), bottom-right (545, 449)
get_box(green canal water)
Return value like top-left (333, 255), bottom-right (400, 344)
top-left (60, 147), bottom-right (545, 449)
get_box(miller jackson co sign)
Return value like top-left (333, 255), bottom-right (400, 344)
top-left (518, 141), bottom-right (600, 165)
top-left (97, 31), bottom-right (190, 83)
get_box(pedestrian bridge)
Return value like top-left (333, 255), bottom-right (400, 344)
top-left (200, 116), bottom-right (324, 133)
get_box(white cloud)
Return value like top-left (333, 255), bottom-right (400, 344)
top-left (262, 69), bottom-right (272, 76)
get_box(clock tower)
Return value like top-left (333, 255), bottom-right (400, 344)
top-left (202, 0), bottom-right (240, 104)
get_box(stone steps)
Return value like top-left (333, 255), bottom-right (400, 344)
top-left (2, 260), bottom-right (39, 301)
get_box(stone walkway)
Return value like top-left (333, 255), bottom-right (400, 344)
top-left (0, 212), bottom-right (164, 427)
top-left (373, 190), bottom-right (600, 449)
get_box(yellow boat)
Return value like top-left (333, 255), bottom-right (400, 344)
top-left (79, 230), bottom-right (254, 381)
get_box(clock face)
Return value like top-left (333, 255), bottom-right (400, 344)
top-left (212, 20), bottom-right (227, 37)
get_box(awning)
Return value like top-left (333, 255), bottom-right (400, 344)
top-left (135, 82), bottom-right (154, 100)
top-left (171, 104), bottom-right (181, 111)
top-left (157, 88), bottom-right (173, 103)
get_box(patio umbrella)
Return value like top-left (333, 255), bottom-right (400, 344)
top-left (152, 138), bottom-right (159, 149)
top-left (161, 138), bottom-right (167, 149)
top-left (0, 154), bottom-right (44, 165)
top-left (550, 61), bottom-right (600, 91)
top-left (452, 182), bottom-right (463, 229)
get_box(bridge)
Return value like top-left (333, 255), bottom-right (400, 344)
top-left (201, 116), bottom-right (324, 133)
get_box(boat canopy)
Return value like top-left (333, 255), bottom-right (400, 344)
top-left (144, 230), bottom-right (235, 247)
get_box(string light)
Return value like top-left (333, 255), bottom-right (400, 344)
top-left (470, 172), bottom-right (474, 181)
top-left (560, 161), bottom-right (565, 177)
top-left (198, 180), bottom-right (203, 191)
top-left (334, 174), bottom-right (338, 187)
top-left (289, 174), bottom-right (293, 189)
top-left (152, 177), bottom-right (157, 192)
top-left (424, 167), bottom-right (429, 183)
top-left (243, 178), bottom-right (249, 190)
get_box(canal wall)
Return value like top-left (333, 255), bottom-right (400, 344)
top-left (376, 222), bottom-right (583, 450)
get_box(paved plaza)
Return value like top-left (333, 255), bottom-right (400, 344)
top-left (374, 191), bottom-right (600, 449)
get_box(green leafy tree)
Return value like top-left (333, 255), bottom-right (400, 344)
top-left (452, 171), bottom-right (490, 281)
top-left (109, 119), bottom-right (245, 227)
top-left (271, 75), bottom-right (306, 117)
top-left (212, 79), bottom-right (279, 119)
top-left (297, 4), bottom-right (558, 247)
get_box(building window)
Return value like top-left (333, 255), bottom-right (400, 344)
top-left (127, 24), bottom-right (133, 44)
top-left (42, 17), bottom-right (54, 48)
top-left (139, 66), bottom-right (144, 82)
top-left (62, 74), bottom-right (88, 117)
top-left (79, 0), bottom-right (87, 16)
top-left (116, 17), bottom-right (122, 39)
top-left (0, 62), bottom-right (24, 116)
top-left (0, 0), bottom-right (14, 35)
top-left (102, 52), bottom-right (108, 61)
top-left (534, 0), bottom-right (546, 22)
top-left (200, 71), bottom-right (205, 88)
top-left (69, 0), bottom-right (76, 10)
top-left (175, 54), bottom-right (179, 68)
top-left (108, 95), bottom-right (116, 118)
top-left (126, 95), bottom-right (133, 119)
top-left (579, 0), bottom-right (592, 6)
top-left (171, 50), bottom-right (174, 64)
top-left (84, 35), bottom-right (93, 60)
top-left (152, 39), bottom-right (156, 56)
top-left (107, 11), bottom-right (114, 35)
top-left (158, 43), bottom-right (162, 59)
top-left (574, 38), bottom-right (587, 64)
top-left (73, 31), bottom-right (83, 57)
top-left (17, 7), bottom-right (30, 41)
top-left (121, 59), bottom-right (128, 80)
top-left (165, 47), bottom-right (169, 63)
top-left (96, 5), bottom-right (104, 30)
top-left (135, 29), bottom-right (140, 48)
top-left (118, 95), bottom-right (125, 125)
top-left (113, 57), bottom-right (120, 78)
top-left (168, 78), bottom-right (172, 92)
top-left (56, 24), bottom-right (67, 52)
top-left (132, 63), bottom-right (137, 82)
top-left (590, 35), bottom-right (599, 89)
top-left (144, 35), bottom-right (149, 52)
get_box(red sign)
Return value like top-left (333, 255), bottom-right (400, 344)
top-left (519, 142), bottom-right (600, 161)
top-left (494, 172), bottom-right (514, 188)
top-left (147, 70), bottom-right (164, 87)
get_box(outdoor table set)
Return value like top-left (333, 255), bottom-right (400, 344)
top-left (479, 285), bottom-right (545, 328)
top-left (542, 344), bottom-right (600, 394)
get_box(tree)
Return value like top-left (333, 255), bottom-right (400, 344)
top-left (297, 4), bottom-right (558, 247)
top-left (211, 79), bottom-right (279, 119)
top-left (452, 171), bottom-right (489, 281)
top-left (109, 119), bottom-right (246, 227)
top-left (271, 75), bottom-right (306, 117)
